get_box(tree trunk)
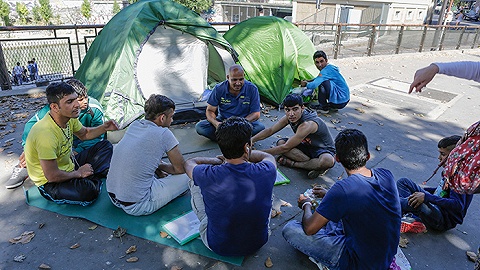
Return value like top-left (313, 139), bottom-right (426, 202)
top-left (0, 42), bottom-right (12, 90)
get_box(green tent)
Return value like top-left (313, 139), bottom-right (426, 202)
top-left (223, 16), bottom-right (318, 105)
top-left (75, 0), bottom-right (237, 128)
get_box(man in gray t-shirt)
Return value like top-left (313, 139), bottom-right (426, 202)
top-left (106, 95), bottom-right (189, 216)
top-left (252, 94), bottom-right (335, 179)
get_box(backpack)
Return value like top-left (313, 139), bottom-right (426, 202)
top-left (444, 121), bottom-right (480, 194)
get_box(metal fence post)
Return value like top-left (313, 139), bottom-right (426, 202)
top-left (67, 37), bottom-right (75, 77)
top-left (456, 27), bottom-right (465, 50)
top-left (333, 24), bottom-right (341, 59)
top-left (419, 26), bottom-right (428, 52)
top-left (439, 26), bottom-right (447, 51)
top-left (472, 28), bottom-right (480, 49)
top-left (395, 25), bottom-right (404, 54)
top-left (74, 25), bottom-right (82, 66)
top-left (367, 25), bottom-right (376, 56)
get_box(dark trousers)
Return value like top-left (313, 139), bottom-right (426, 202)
top-left (38, 140), bottom-right (113, 206)
top-left (396, 177), bottom-right (445, 231)
top-left (317, 80), bottom-right (349, 110)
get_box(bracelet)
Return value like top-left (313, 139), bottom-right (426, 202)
top-left (301, 201), bottom-right (312, 210)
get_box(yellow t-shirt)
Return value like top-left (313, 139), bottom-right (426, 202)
top-left (25, 115), bottom-right (83, 186)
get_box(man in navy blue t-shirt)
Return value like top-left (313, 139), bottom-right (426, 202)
top-left (283, 129), bottom-right (401, 269)
top-left (195, 64), bottom-right (265, 141)
top-left (185, 117), bottom-right (276, 256)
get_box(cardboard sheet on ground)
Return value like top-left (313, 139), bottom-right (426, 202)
top-left (24, 185), bottom-right (243, 266)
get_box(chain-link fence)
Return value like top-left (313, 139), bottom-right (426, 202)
top-left (1, 38), bottom-right (74, 81)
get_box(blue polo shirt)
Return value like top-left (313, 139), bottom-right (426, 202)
top-left (207, 80), bottom-right (261, 120)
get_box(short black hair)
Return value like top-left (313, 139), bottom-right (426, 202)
top-left (283, 93), bottom-right (303, 108)
top-left (46, 82), bottom-right (76, 104)
top-left (216, 117), bottom-right (252, 159)
top-left (144, 94), bottom-right (175, 121)
top-left (335, 129), bottom-right (369, 170)
top-left (438, 135), bottom-right (461, 149)
top-left (66, 79), bottom-right (88, 97)
top-left (313, 50), bottom-right (328, 61)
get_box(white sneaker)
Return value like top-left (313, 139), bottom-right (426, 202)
top-left (5, 166), bottom-right (28, 189)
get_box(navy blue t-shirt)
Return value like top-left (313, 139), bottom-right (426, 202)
top-left (193, 161), bottom-right (276, 256)
top-left (316, 168), bottom-right (401, 270)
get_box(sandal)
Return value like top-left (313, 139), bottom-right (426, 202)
top-left (277, 156), bottom-right (295, 168)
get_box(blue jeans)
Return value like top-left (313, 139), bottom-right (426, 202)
top-left (195, 118), bottom-right (265, 141)
top-left (396, 177), bottom-right (445, 231)
top-left (282, 220), bottom-right (346, 270)
top-left (317, 80), bottom-right (349, 110)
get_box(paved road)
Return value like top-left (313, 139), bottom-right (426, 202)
top-left (1, 49), bottom-right (479, 269)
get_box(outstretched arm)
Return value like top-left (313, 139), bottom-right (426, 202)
top-left (409, 64), bottom-right (439, 93)
top-left (409, 61), bottom-right (480, 93)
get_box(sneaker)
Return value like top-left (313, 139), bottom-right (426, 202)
top-left (308, 169), bottom-right (329, 179)
top-left (5, 166), bottom-right (28, 189)
top-left (309, 257), bottom-right (329, 270)
top-left (400, 220), bottom-right (427, 233)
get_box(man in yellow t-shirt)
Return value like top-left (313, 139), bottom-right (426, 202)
top-left (25, 82), bottom-right (118, 206)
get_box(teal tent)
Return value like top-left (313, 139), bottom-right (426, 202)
top-left (75, 0), bottom-right (237, 128)
top-left (223, 16), bottom-right (318, 105)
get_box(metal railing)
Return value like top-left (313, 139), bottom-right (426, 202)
top-left (296, 23), bottom-right (480, 59)
top-left (1, 22), bottom-right (479, 86)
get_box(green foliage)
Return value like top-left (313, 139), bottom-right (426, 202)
top-left (39, 0), bottom-right (53, 24)
top-left (112, 0), bottom-right (121, 15)
top-left (16, 2), bottom-right (30, 25)
top-left (81, 0), bottom-right (91, 20)
top-left (32, 4), bottom-right (42, 24)
top-left (0, 0), bottom-right (10, 26)
top-left (175, 0), bottom-right (212, 13)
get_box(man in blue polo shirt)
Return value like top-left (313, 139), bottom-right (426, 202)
top-left (195, 64), bottom-right (265, 141)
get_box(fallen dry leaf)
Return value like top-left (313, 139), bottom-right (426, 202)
top-left (355, 107), bottom-right (365, 113)
top-left (88, 225), bottom-right (98, 230)
top-left (399, 236), bottom-right (408, 248)
top-left (160, 231), bottom-right (169, 238)
top-left (265, 257), bottom-right (273, 268)
top-left (280, 199), bottom-right (292, 207)
top-left (467, 251), bottom-right (478, 262)
top-left (126, 256), bottom-right (139, 262)
top-left (270, 209), bottom-right (281, 218)
top-left (14, 254), bottom-right (26, 262)
top-left (171, 266), bottom-right (182, 270)
top-left (9, 231), bottom-right (35, 244)
top-left (39, 263), bottom-right (51, 269)
top-left (331, 118), bottom-right (341, 124)
top-left (70, 243), bottom-right (80, 249)
top-left (113, 226), bottom-right (126, 238)
top-left (126, 245), bottom-right (137, 254)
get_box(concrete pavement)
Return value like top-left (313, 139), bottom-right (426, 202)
top-left (1, 49), bottom-right (480, 269)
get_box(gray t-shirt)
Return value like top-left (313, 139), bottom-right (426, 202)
top-left (106, 119), bottom-right (179, 202)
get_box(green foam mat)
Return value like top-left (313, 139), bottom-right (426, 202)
top-left (25, 184), bottom-right (243, 266)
